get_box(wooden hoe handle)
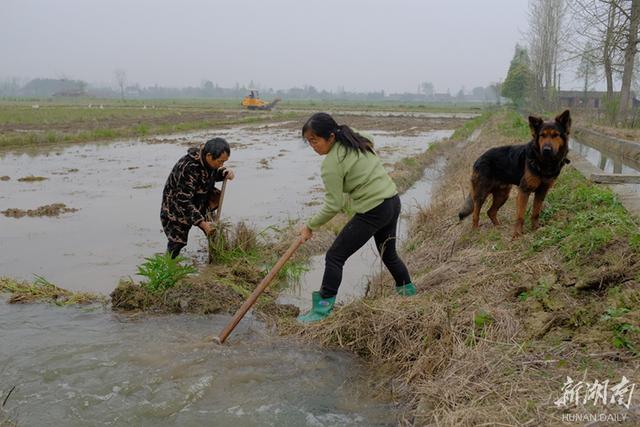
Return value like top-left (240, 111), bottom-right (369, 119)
top-left (214, 237), bottom-right (304, 344)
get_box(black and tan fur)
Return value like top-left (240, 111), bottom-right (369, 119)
top-left (458, 110), bottom-right (571, 237)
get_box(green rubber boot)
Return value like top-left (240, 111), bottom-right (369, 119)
top-left (396, 282), bottom-right (417, 296)
top-left (297, 291), bottom-right (336, 324)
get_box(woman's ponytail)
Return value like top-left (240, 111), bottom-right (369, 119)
top-left (302, 113), bottom-right (375, 156)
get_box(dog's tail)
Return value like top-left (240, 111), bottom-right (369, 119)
top-left (458, 194), bottom-right (473, 221)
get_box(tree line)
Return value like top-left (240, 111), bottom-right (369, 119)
top-left (502, 0), bottom-right (640, 125)
top-left (1, 73), bottom-right (500, 104)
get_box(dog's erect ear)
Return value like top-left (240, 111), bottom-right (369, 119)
top-left (555, 109), bottom-right (571, 135)
top-left (529, 115), bottom-right (543, 138)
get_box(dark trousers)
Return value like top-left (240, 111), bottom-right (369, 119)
top-left (167, 241), bottom-right (186, 259)
top-left (320, 194), bottom-right (412, 298)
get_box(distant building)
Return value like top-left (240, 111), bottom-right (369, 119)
top-left (125, 85), bottom-right (142, 97)
top-left (558, 90), bottom-right (639, 109)
top-left (52, 89), bottom-right (87, 97)
top-left (432, 92), bottom-right (453, 102)
top-left (22, 78), bottom-right (87, 97)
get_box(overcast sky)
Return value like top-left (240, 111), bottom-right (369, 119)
top-left (2, 0), bottom-right (532, 93)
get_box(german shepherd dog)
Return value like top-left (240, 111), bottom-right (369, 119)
top-left (458, 110), bottom-right (571, 237)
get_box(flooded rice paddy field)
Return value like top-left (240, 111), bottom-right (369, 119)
top-left (0, 120), bottom-right (453, 294)
top-left (0, 114), bottom-right (458, 426)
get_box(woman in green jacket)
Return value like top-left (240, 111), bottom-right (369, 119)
top-left (298, 112), bottom-right (415, 324)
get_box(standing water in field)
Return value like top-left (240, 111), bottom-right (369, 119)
top-left (0, 119), bottom-right (454, 426)
top-left (0, 124), bottom-right (452, 294)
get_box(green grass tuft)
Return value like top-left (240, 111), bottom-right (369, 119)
top-left (530, 168), bottom-right (640, 263)
top-left (451, 111), bottom-right (492, 140)
top-left (136, 253), bottom-right (197, 293)
top-left (497, 110), bottom-right (530, 140)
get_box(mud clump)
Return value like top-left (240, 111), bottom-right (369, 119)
top-left (257, 158), bottom-right (272, 169)
top-left (17, 175), bottom-right (48, 182)
top-left (112, 222), bottom-right (304, 318)
top-left (258, 300), bottom-right (300, 318)
top-left (0, 176), bottom-right (9, 181)
top-left (110, 279), bottom-right (237, 314)
top-left (52, 168), bottom-right (79, 176)
top-left (110, 277), bottom-right (299, 318)
top-left (1, 277), bottom-right (104, 305)
top-left (2, 203), bottom-right (79, 218)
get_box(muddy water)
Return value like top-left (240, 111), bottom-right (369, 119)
top-left (0, 122), bottom-right (453, 426)
top-left (285, 110), bottom-right (480, 119)
top-left (0, 125), bottom-right (452, 293)
top-left (571, 138), bottom-right (640, 175)
top-left (0, 302), bottom-right (394, 426)
top-left (571, 137), bottom-right (640, 193)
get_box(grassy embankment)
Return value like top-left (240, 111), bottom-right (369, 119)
top-left (288, 110), bottom-right (640, 425)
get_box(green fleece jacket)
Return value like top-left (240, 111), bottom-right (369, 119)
top-left (307, 141), bottom-right (397, 230)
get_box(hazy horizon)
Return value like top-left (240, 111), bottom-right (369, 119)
top-left (3, 0), bottom-right (535, 94)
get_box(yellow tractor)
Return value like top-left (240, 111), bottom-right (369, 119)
top-left (241, 90), bottom-right (281, 110)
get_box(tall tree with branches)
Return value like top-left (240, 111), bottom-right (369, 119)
top-left (528, 0), bottom-right (570, 109)
top-left (619, 0), bottom-right (640, 120)
top-left (576, 42), bottom-right (600, 104)
top-left (114, 69), bottom-right (127, 101)
top-left (568, 0), bottom-right (627, 104)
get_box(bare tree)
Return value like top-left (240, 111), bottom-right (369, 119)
top-left (0, 77), bottom-right (20, 97)
top-left (619, 0), bottom-right (640, 119)
top-left (576, 42), bottom-right (600, 103)
top-left (420, 82), bottom-right (434, 97)
top-left (490, 81), bottom-right (503, 105)
top-left (568, 0), bottom-right (640, 121)
top-left (568, 0), bottom-right (627, 102)
top-left (527, 0), bottom-right (570, 109)
top-left (114, 69), bottom-right (127, 101)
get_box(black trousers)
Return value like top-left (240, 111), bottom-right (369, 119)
top-left (320, 194), bottom-right (412, 298)
top-left (167, 241), bottom-right (186, 259)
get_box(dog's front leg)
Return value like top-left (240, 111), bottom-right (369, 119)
top-left (531, 185), bottom-right (550, 230)
top-left (513, 189), bottom-right (530, 238)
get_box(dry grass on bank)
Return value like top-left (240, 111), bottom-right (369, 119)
top-left (286, 111), bottom-right (640, 426)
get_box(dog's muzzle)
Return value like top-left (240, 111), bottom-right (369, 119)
top-left (542, 145), bottom-right (554, 157)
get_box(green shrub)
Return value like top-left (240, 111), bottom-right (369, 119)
top-left (136, 253), bottom-right (197, 293)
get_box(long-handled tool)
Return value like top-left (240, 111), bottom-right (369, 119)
top-left (207, 178), bottom-right (228, 264)
top-left (213, 237), bottom-right (304, 344)
top-left (214, 178), bottom-right (227, 223)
